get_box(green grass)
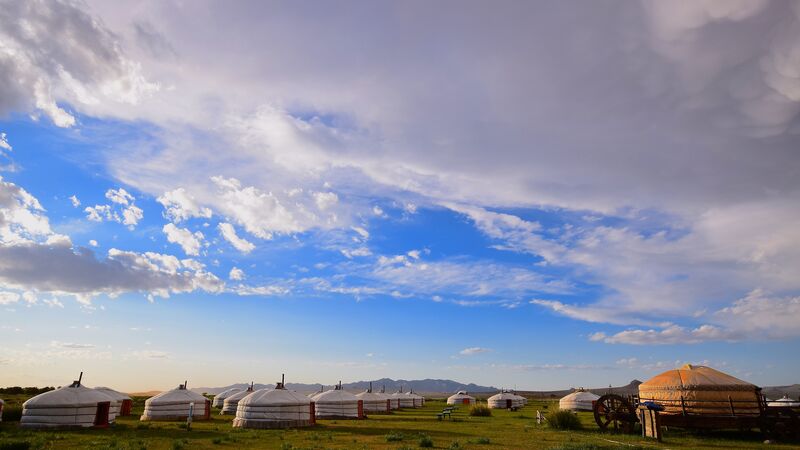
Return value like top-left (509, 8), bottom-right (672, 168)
top-left (0, 397), bottom-right (796, 449)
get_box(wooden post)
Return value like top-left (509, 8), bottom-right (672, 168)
top-left (358, 400), bottom-right (364, 419)
top-left (680, 395), bottom-right (687, 416)
top-left (386, 399), bottom-right (390, 412)
top-left (309, 402), bottom-right (316, 424)
top-left (728, 396), bottom-right (735, 416)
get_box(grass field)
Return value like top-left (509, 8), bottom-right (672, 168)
top-left (0, 395), bottom-right (796, 449)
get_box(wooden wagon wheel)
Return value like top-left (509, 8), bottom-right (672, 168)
top-left (593, 394), bottom-right (637, 433)
top-left (761, 408), bottom-right (800, 441)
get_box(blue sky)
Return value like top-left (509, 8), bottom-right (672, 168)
top-left (1, 0), bottom-right (799, 392)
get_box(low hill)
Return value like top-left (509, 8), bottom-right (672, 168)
top-left (517, 380), bottom-right (643, 399)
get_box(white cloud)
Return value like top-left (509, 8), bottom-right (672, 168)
top-left (229, 267), bottom-right (244, 281)
top-left (131, 350), bottom-right (169, 359)
top-left (121, 204), bottom-right (143, 228)
top-left (217, 222), bottom-right (255, 253)
top-left (0, 1), bottom-right (157, 127)
top-left (351, 226), bottom-right (369, 240)
top-left (69, 195), bottom-right (81, 207)
top-left (157, 187), bottom-right (212, 222)
top-left (162, 223), bottom-right (204, 256)
top-left (85, 204), bottom-right (115, 222)
top-left (0, 291), bottom-right (20, 305)
top-left (459, 347), bottom-right (491, 356)
top-left (234, 284), bottom-right (290, 296)
top-left (89, 240), bottom-right (98, 247)
top-left (0, 133), bottom-right (10, 152)
top-left (105, 188), bottom-right (133, 205)
top-left (590, 324), bottom-right (740, 345)
top-left (341, 247), bottom-right (372, 259)
top-left (83, 189), bottom-right (144, 229)
top-left (314, 191), bottom-right (338, 210)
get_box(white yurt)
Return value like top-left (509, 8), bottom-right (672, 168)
top-left (447, 391), bottom-right (476, 406)
top-left (232, 376), bottom-right (315, 429)
top-left (212, 387), bottom-right (243, 408)
top-left (768, 395), bottom-right (800, 408)
top-left (313, 383), bottom-right (361, 419)
top-left (393, 388), bottom-right (414, 408)
top-left (140, 382), bottom-right (210, 421)
top-left (488, 391), bottom-right (523, 409)
top-left (559, 388), bottom-right (599, 411)
top-left (222, 383), bottom-right (255, 415)
top-left (376, 387), bottom-right (399, 410)
top-left (513, 392), bottom-right (528, 406)
top-left (21, 374), bottom-right (114, 429)
top-left (405, 390), bottom-right (424, 407)
top-left (356, 384), bottom-right (390, 414)
top-left (95, 387), bottom-right (133, 418)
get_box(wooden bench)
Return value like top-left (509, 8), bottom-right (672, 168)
top-left (437, 408), bottom-right (455, 420)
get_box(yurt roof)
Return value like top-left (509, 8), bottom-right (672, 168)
top-left (225, 387), bottom-right (255, 403)
top-left (356, 390), bottom-right (384, 401)
top-left (94, 387), bottom-right (132, 401)
top-left (560, 390), bottom-right (599, 402)
top-left (216, 387), bottom-right (243, 399)
top-left (449, 392), bottom-right (474, 399)
top-left (240, 388), bottom-right (310, 406)
top-left (640, 364), bottom-right (756, 391)
top-left (488, 392), bottom-right (517, 400)
top-left (314, 389), bottom-right (358, 403)
top-left (148, 385), bottom-right (207, 404)
top-left (24, 381), bottom-right (113, 408)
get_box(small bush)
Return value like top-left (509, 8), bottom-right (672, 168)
top-left (469, 403), bottom-right (492, 417)
top-left (472, 437), bottom-right (491, 444)
top-left (546, 409), bottom-right (583, 430)
top-left (418, 434), bottom-right (433, 448)
top-left (0, 442), bottom-right (32, 450)
top-left (170, 441), bottom-right (184, 450)
top-left (211, 438), bottom-right (223, 445)
top-left (2, 405), bottom-right (23, 422)
top-left (280, 444), bottom-right (293, 450)
top-left (448, 441), bottom-right (462, 449)
top-left (386, 432), bottom-right (404, 442)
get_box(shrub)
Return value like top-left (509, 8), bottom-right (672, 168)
top-left (0, 443), bottom-right (32, 450)
top-left (448, 441), bottom-right (462, 449)
top-left (418, 434), bottom-right (433, 448)
top-left (473, 437), bottom-right (491, 444)
top-left (385, 432), bottom-right (404, 442)
top-left (469, 403), bottom-right (492, 417)
top-left (546, 409), bottom-right (583, 430)
top-left (211, 438), bottom-right (223, 445)
top-left (2, 405), bottom-right (23, 422)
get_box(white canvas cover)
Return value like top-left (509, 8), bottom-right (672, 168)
top-left (212, 388), bottom-right (243, 408)
top-left (313, 388), bottom-right (360, 418)
top-left (447, 391), bottom-right (476, 405)
top-left (375, 389), bottom-right (399, 410)
top-left (356, 390), bottom-right (389, 413)
top-left (488, 391), bottom-right (523, 409)
top-left (232, 387), bottom-right (314, 429)
top-left (559, 389), bottom-right (599, 411)
top-left (21, 382), bottom-right (113, 428)
top-left (222, 386), bottom-right (255, 415)
top-left (767, 395), bottom-right (800, 408)
top-left (393, 391), bottom-right (414, 408)
top-left (140, 384), bottom-right (209, 421)
top-left (405, 391), bottom-right (424, 407)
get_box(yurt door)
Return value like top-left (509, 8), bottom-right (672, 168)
top-left (94, 401), bottom-right (111, 427)
top-left (506, 399), bottom-right (513, 409)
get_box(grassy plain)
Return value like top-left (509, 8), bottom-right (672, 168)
top-left (0, 396), bottom-right (795, 449)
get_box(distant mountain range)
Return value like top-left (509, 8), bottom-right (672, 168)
top-left (192, 378), bottom-right (497, 395)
